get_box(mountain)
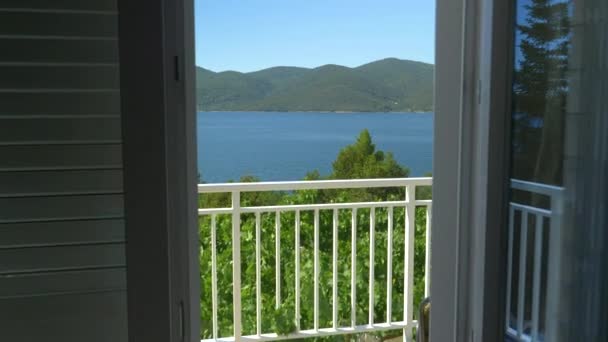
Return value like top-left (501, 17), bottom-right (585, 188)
top-left (196, 58), bottom-right (434, 112)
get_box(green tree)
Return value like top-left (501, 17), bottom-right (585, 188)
top-left (332, 129), bottom-right (409, 180)
top-left (199, 131), bottom-right (430, 341)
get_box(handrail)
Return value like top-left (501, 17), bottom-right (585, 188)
top-left (198, 177), bottom-right (433, 342)
top-left (198, 177), bottom-right (432, 193)
top-left (510, 179), bottom-right (564, 197)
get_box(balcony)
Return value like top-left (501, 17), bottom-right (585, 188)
top-left (197, 177), bottom-right (565, 342)
top-left (197, 177), bottom-right (433, 341)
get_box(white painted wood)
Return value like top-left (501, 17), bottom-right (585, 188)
top-left (199, 178), bottom-right (432, 193)
top-left (256, 212), bottom-right (262, 336)
top-left (424, 205), bottom-right (432, 297)
top-left (332, 208), bottom-right (338, 328)
top-left (505, 181), bottom-right (564, 342)
top-left (505, 207), bottom-right (515, 332)
top-left (201, 321), bottom-right (417, 342)
top-left (275, 210), bottom-right (281, 309)
top-left (198, 178), bottom-right (432, 340)
top-left (351, 208), bottom-right (357, 327)
top-left (369, 207), bottom-right (375, 325)
top-left (313, 209), bottom-right (320, 331)
top-left (531, 214), bottom-right (543, 341)
top-left (232, 191), bottom-right (242, 341)
top-left (386, 206), bottom-right (393, 323)
top-left (295, 210), bottom-right (301, 332)
top-left (517, 211), bottom-right (529, 338)
top-left (404, 185), bottom-right (415, 339)
top-left (212, 214), bottom-right (219, 339)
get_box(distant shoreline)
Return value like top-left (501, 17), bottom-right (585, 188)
top-left (198, 110), bottom-right (433, 114)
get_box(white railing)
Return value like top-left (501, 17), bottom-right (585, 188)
top-left (198, 177), bottom-right (433, 342)
top-left (505, 179), bottom-right (564, 342)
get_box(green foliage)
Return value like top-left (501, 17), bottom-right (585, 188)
top-left (332, 129), bottom-right (409, 180)
top-left (197, 58), bottom-right (434, 112)
top-left (199, 131), bottom-right (431, 340)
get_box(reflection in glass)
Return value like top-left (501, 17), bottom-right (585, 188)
top-left (506, 0), bottom-right (607, 341)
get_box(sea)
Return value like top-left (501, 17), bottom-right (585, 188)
top-left (197, 111), bottom-right (433, 183)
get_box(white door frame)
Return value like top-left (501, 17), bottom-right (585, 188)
top-left (432, 0), bottom-right (514, 340)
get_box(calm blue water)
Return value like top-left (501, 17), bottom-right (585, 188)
top-left (197, 112), bottom-right (433, 183)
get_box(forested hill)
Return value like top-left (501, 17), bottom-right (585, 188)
top-left (196, 58), bottom-right (434, 112)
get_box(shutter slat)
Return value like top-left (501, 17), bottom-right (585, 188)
top-left (0, 219), bottom-right (124, 248)
top-left (0, 66), bottom-right (118, 89)
top-left (0, 292), bottom-right (127, 342)
top-left (0, 0), bottom-right (117, 12)
top-left (0, 92), bottom-right (120, 116)
top-left (0, 144), bottom-right (122, 171)
top-left (0, 170), bottom-right (123, 197)
top-left (0, 268), bottom-right (125, 299)
top-left (0, 12), bottom-right (117, 38)
top-left (0, 243), bottom-right (125, 274)
top-left (1, 1), bottom-right (127, 340)
top-left (0, 118), bottom-right (121, 144)
top-left (0, 39), bottom-right (118, 64)
top-left (0, 194), bottom-right (124, 223)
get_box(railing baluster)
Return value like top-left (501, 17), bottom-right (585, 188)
top-left (424, 204), bottom-right (432, 298)
top-left (231, 191), bottom-right (242, 341)
top-left (211, 214), bottom-right (218, 339)
top-left (517, 210), bottom-right (529, 339)
top-left (332, 208), bottom-right (339, 328)
top-left (295, 210), bottom-right (301, 332)
top-left (404, 185), bottom-right (415, 340)
top-left (531, 214), bottom-right (543, 341)
top-left (275, 210), bottom-right (281, 309)
top-left (351, 208), bottom-right (357, 327)
top-left (255, 212), bottom-right (262, 336)
top-left (545, 192), bottom-right (564, 342)
top-left (369, 208), bottom-right (375, 325)
top-left (505, 207), bottom-right (515, 332)
top-left (387, 206), bottom-right (393, 323)
top-left (314, 209), bottom-right (320, 331)
top-left (196, 178), bottom-right (435, 342)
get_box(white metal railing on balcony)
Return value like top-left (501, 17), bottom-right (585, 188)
top-left (198, 177), bottom-right (433, 342)
top-left (506, 179), bottom-right (564, 342)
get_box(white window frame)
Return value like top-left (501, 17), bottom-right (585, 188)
top-left (119, 0), bottom-right (517, 340)
top-left (432, 0), bottom-right (514, 340)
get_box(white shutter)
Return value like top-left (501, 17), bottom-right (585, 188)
top-left (0, 1), bottom-right (127, 341)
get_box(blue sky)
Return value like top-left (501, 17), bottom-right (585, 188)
top-left (195, 0), bottom-right (435, 72)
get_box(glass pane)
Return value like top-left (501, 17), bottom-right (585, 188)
top-left (505, 0), bottom-right (608, 341)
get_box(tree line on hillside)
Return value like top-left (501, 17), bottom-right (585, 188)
top-left (196, 58), bottom-right (434, 112)
top-left (199, 130), bottom-right (432, 340)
